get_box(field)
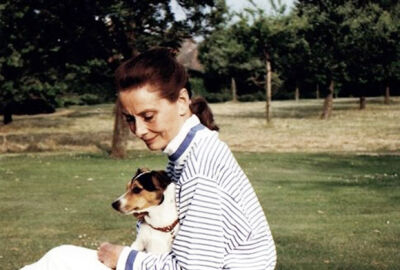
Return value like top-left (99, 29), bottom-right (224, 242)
top-left (1, 97), bottom-right (400, 269)
top-left (1, 97), bottom-right (399, 154)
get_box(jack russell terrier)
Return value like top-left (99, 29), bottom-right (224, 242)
top-left (112, 168), bottom-right (179, 254)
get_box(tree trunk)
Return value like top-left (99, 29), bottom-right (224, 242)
top-left (320, 80), bottom-right (334, 120)
top-left (295, 85), bottom-right (300, 101)
top-left (384, 84), bottom-right (390, 105)
top-left (110, 99), bottom-right (129, 159)
top-left (359, 96), bottom-right (366, 110)
top-left (316, 84), bottom-right (320, 99)
top-left (265, 52), bottom-right (272, 123)
top-left (231, 77), bottom-right (238, 102)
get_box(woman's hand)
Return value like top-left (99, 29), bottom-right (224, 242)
top-left (97, 242), bottom-right (124, 269)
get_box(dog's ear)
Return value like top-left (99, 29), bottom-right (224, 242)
top-left (152, 170), bottom-right (172, 189)
top-left (134, 167), bottom-right (150, 178)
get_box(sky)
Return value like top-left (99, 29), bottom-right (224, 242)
top-left (226, 0), bottom-right (296, 14)
top-left (171, 0), bottom-right (297, 21)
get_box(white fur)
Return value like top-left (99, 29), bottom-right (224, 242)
top-left (120, 183), bottom-right (179, 254)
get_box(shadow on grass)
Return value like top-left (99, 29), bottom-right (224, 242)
top-left (65, 104), bottom-right (114, 118)
top-left (217, 102), bottom-right (365, 119)
top-left (217, 107), bottom-right (322, 119)
top-left (241, 152), bottom-right (400, 190)
top-left (0, 117), bottom-right (73, 130)
top-left (66, 110), bottom-right (111, 119)
top-left (269, 175), bottom-right (400, 190)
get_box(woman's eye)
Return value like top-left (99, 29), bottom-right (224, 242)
top-left (143, 113), bottom-right (154, 121)
top-left (125, 115), bottom-right (135, 123)
top-left (132, 187), bottom-right (142, 194)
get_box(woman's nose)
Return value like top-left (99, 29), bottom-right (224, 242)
top-left (134, 119), bottom-right (148, 138)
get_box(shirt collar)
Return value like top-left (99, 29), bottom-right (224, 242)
top-left (163, 114), bottom-right (204, 161)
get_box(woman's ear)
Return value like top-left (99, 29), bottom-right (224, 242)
top-left (177, 88), bottom-right (191, 116)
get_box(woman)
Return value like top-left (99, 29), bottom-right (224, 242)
top-left (21, 48), bottom-right (276, 270)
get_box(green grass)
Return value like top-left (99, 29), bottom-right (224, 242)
top-left (1, 151), bottom-right (399, 269)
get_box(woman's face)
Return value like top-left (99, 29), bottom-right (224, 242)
top-left (119, 84), bottom-right (191, 151)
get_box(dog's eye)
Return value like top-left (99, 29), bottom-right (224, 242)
top-left (132, 187), bottom-right (142, 194)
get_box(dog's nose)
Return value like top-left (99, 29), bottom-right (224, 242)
top-left (112, 200), bottom-right (120, 211)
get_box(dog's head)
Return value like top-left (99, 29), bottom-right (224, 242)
top-left (111, 168), bottom-right (171, 215)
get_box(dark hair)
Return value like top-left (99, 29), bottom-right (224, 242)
top-left (115, 47), bottom-right (219, 131)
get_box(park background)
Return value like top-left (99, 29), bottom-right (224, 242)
top-left (1, 0), bottom-right (399, 269)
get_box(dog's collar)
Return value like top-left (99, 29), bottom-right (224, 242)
top-left (149, 218), bottom-right (179, 233)
top-left (134, 212), bottom-right (148, 222)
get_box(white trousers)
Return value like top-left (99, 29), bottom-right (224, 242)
top-left (20, 245), bottom-right (111, 270)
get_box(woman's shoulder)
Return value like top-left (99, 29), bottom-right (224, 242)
top-left (193, 128), bottom-right (231, 159)
top-left (187, 128), bottom-right (239, 177)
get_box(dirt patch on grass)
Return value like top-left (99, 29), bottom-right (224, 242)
top-left (0, 97), bottom-right (399, 154)
top-left (212, 97), bottom-right (400, 154)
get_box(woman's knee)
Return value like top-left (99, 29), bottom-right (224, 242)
top-left (45, 245), bottom-right (77, 260)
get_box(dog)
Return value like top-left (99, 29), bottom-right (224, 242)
top-left (112, 168), bottom-right (179, 254)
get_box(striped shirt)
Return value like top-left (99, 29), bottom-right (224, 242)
top-left (117, 115), bottom-right (276, 270)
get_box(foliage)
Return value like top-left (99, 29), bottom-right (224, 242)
top-left (199, 5), bottom-right (292, 98)
top-left (199, 25), bottom-right (264, 95)
top-left (295, 1), bottom-right (348, 95)
top-left (0, 0), bottom-right (227, 110)
top-left (199, 1), bottom-right (314, 99)
top-left (341, 2), bottom-right (400, 97)
top-left (199, 0), bottom-right (400, 101)
top-left (189, 77), bottom-right (208, 97)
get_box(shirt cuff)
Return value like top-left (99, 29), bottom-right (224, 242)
top-left (116, 247), bottom-right (136, 270)
top-left (117, 247), bottom-right (149, 270)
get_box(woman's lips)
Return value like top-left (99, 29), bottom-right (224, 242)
top-left (143, 136), bottom-right (157, 144)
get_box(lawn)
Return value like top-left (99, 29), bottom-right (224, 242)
top-left (1, 151), bottom-right (399, 269)
top-left (1, 97), bottom-right (399, 269)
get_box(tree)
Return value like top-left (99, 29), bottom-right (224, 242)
top-left (341, 1), bottom-right (400, 109)
top-left (273, 13), bottom-right (311, 102)
top-left (200, 0), bottom-right (302, 122)
top-left (198, 24), bottom-right (263, 102)
top-left (295, 0), bottom-right (400, 113)
top-left (0, 0), bottom-right (227, 109)
top-left (0, 0), bottom-right (227, 156)
top-left (108, 0), bottom-right (228, 158)
top-left (248, 11), bottom-right (298, 123)
top-left (0, 0), bottom-right (121, 122)
top-left (375, 2), bottom-right (400, 105)
top-left (295, 0), bottom-right (348, 119)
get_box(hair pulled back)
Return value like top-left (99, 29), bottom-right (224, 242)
top-left (115, 47), bottom-right (219, 131)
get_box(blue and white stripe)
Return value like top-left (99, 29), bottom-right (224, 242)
top-left (118, 115), bottom-right (276, 270)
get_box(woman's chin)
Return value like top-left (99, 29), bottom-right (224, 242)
top-left (145, 142), bottom-right (163, 151)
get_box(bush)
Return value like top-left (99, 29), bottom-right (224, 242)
top-left (189, 77), bottom-right (208, 97)
top-left (205, 91), bottom-right (232, 103)
top-left (238, 91), bottom-right (266, 102)
top-left (80, 93), bottom-right (101, 105)
top-left (57, 93), bottom-right (103, 107)
top-left (57, 96), bottom-right (84, 107)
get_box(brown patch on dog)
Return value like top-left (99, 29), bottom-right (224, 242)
top-left (122, 180), bottom-right (163, 211)
top-left (113, 168), bottom-right (172, 214)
